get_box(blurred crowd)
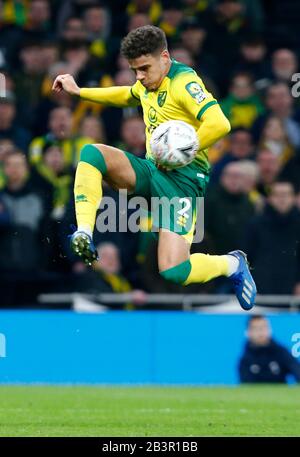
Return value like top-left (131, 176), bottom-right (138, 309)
top-left (0, 0), bottom-right (300, 307)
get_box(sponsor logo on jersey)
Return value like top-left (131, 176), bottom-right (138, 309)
top-left (185, 81), bottom-right (207, 104)
top-left (148, 107), bottom-right (157, 123)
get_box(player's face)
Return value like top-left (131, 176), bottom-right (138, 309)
top-left (128, 51), bottom-right (170, 91)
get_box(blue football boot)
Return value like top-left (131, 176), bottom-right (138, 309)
top-left (70, 230), bottom-right (98, 266)
top-left (228, 250), bottom-right (256, 311)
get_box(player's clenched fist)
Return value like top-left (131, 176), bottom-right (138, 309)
top-left (52, 74), bottom-right (80, 96)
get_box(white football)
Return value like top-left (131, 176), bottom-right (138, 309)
top-left (150, 120), bottom-right (199, 169)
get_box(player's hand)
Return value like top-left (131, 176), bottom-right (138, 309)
top-left (52, 74), bottom-right (80, 96)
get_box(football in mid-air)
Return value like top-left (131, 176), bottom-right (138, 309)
top-left (150, 120), bottom-right (199, 169)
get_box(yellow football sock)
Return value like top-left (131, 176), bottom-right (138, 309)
top-left (184, 253), bottom-right (229, 285)
top-left (74, 161), bottom-right (103, 234)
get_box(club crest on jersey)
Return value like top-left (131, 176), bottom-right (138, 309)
top-left (185, 81), bottom-right (206, 104)
top-left (157, 91), bottom-right (167, 107)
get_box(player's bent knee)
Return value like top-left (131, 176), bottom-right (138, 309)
top-left (80, 144), bottom-right (107, 175)
top-left (159, 259), bottom-right (191, 284)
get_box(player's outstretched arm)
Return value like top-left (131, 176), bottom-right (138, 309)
top-left (197, 103), bottom-right (231, 151)
top-left (79, 86), bottom-right (140, 107)
top-left (52, 74), bottom-right (139, 108)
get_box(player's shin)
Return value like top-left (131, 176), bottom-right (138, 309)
top-left (160, 254), bottom-right (231, 285)
top-left (184, 254), bottom-right (230, 284)
top-left (74, 144), bottom-right (107, 235)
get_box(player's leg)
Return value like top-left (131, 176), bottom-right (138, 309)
top-left (158, 229), bottom-right (231, 284)
top-left (155, 165), bottom-right (256, 310)
top-left (74, 143), bottom-right (136, 231)
top-left (71, 143), bottom-right (137, 264)
top-left (158, 230), bottom-right (256, 310)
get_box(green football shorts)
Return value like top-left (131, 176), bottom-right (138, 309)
top-left (124, 151), bottom-right (210, 244)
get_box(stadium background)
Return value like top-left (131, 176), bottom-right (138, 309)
top-left (0, 0), bottom-right (300, 437)
top-left (0, 0), bottom-right (300, 305)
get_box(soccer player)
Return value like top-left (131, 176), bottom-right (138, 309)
top-left (52, 26), bottom-right (256, 310)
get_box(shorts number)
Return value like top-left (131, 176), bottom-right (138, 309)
top-left (178, 198), bottom-right (191, 219)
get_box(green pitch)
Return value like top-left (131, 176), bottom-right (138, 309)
top-left (0, 385), bottom-right (299, 437)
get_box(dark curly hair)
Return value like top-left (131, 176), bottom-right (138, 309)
top-left (121, 25), bottom-right (168, 60)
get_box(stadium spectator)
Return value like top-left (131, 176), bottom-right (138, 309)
top-left (0, 151), bottom-right (53, 278)
top-left (74, 242), bottom-right (146, 308)
top-left (79, 116), bottom-right (106, 144)
top-left (117, 115), bottom-right (146, 158)
top-left (29, 106), bottom-right (91, 168)
top-left (100, 70), bottom-right (140, 145)
top-left (170, 44), bottom-right (219, 98)
top-left (279, 153), bottom-right (300, 193)
top-left (207, 136), bottom-right (231, 167)
top-left (206, 161), bottom-right (255, 255)
top-left (31, 142), bottom-right (73, 215)
top-left (93, 242), bottom-right (132, 293)
top-left (256, 147), bottom-right (281, 197)
top-left (40, 40), bottom-right (59, 74)
top-left (205, 0), bottom-right (264, 92)
top-left (205, 161), bottom-right (256, 294)
top-left (24, 0), bottom-right (52, 40)
top-left (158, 4), bottom-right (184, 42)
top-left (169, 45), bottom-right (221, 96)
top-left (83, 4), bottom-right (120, 71)
top-left (0, 140), bottom-right (15, 188)
top-left (60, 16), bottom-right (87, 42)
top-left (179, 19), bottom-right (207, 62)
top-left (211, 127), bottom-right (254, 182)
top-left (126, 0), bottom-right (162, 25)
top-left (60, 39), bottom-right (98, 88)
top-left (252, 82), bottom-right (300, 147)
top-left (238, 160), bottom-right (263, 210)
top-left (170, 45), bottom-right (194, 68)
top-left (271, 48), bottom-right (298, 85)
top-left (244, 181), bottom-right (300, 294)
top-left (221, 72), bottom-right (265, 129)
top-left (0, 0), bottom-right (28, 27)
top-left (14, 41), bottom-right (48, 130)
top-left (258, 116), bottom-right (295, 166)
top-left (234, 36), bottom-right (269, 86)
top-left (263, 0), bottom-right (300, 50)
top-left (178, 18), bottom-right (220, 89)
top-left (114, 68), bottom-right (136, 87)
top-left (0, 91), bottom-right (31, 152)
top-left (238, 315), bottom-right (300, 383)
top-left (34, 61), bottom-right (76, 136)
top-left (127, 13), bottom-right (152, 32)
top-left (83, 4), bottom-right (110, 41)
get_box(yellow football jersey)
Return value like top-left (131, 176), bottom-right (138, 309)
top-left (130, 59), bottom-right (218, 172)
